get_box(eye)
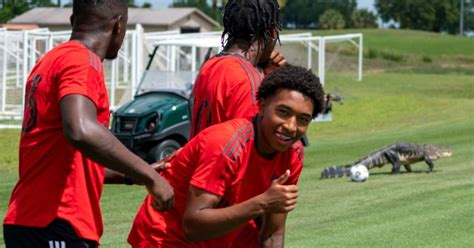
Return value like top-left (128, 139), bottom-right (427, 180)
top-left (298, 116), bottom-right (311, 125)
top-left (277, 109), bottom-right (290, 117)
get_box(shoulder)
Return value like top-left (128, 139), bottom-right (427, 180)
top-left (197, 118), bottom-right (254, 143)
top-left (52, 41), bottom-right (102, 72)
top-left (53, 41), bottom-right (88, 59)
top-left (195, 118), bottom-right (254, 156)
top-left (212, 55), bottom-right (258, 75)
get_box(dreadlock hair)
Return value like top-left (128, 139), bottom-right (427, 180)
top-left (257, 64), bottom-right (325, 118)
top-left (221, 0), bottom-right (282, 51)
top-left (73, 0), bottom-right (127, 19)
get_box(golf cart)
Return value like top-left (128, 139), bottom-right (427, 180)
top-left (111, 37), bottom-right (221, 163)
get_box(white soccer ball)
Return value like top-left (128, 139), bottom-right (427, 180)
top-left (350, 164), bottom-right (369, 182)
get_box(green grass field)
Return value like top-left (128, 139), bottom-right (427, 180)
top-left (1, 29), bottom-right (473, 247)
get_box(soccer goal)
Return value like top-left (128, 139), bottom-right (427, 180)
top-left (0, 26), bottom-right (362, 128)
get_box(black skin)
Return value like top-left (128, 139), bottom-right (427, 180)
top-left (61, 5), bottom-right (174, 211)
top-left (225, 28), bottom-right (284, 71)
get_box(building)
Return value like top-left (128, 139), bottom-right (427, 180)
top-left (8, 7), bottom-right (220, 32)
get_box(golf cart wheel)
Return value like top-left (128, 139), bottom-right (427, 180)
top-left (148, 139), bottom-right (181, 163)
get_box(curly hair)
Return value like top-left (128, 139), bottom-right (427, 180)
top-left (221, 0), bottom-right (281, 51)
top-left (257, 65), bottom-right (325, 118)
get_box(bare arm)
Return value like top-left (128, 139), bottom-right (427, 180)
top-left (259, 213), bottom-right (287, 248)
top-left (60, 94), bottom-right (174, 210)
top-left (182, 170), bottom-right (298, 242)
top-left (103, 160), bottom-right (170, 185)
top-left (104, 150), bottom-right (177, 185)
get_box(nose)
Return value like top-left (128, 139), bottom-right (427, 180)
top-left (282, 116), bottom-right (297, 134)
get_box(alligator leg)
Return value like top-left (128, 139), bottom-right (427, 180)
top-left (385, 151), bottom-right (401, 174)
top-left (403, 164), bottom-right (412, 172)
top-left (424, 156), bottom-right (434, 173)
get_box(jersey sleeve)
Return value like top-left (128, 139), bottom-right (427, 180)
top-left (286, 142), bottom-right (305, 185)
top-left (55, 49), bottom-right (102, 106)
top-left (190, 134), bottom-right (237, 196)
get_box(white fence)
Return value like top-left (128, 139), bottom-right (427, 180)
top-left (0, 26), bottom-right (362, 128)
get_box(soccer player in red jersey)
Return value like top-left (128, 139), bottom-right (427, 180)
top-left (190, 0), bottom-right (286, 138)
top-left (3, 1), bottom-right (173, 247)
top-left (128, 65), bottom-right (326, 247)
top-left (190, 1), bottom-right (290, 246)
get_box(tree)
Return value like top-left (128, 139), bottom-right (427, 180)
top-left (375, 0), bottom-right (463, 34)
top-left (319, 9), bottom-right (345, 30)
top-left (0, 1), bottom-right (30, 23)
top-left (351, 8), bottom-right (377, 28)
top-left (464, 1), bottom-right (474, 32)
top-left (128, 0), bottom-right (137, 8)
top-left (282, 0), bottom-right (357, 28)
top-left (171, 0), bottom-right (217, 22)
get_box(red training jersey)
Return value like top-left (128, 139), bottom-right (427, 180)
top-left (190, 53), bottom-right (263, 138)
top-left (3, 41), bottom-right (109, 243)
top-left (128, 117), bottom-right (304, 248)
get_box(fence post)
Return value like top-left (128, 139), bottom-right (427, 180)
top-left (358, 34), bottom-right (363, 81)
top-left (318, 37), bottom-right (325, 86)
top-left (2, 30), bottom-right (7, 112)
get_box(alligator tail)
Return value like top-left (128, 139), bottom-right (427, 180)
top-left (320, 165), bottom-right (352, 179)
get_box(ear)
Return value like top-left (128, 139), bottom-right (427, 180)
top-left (258, 99), bottom-right (266, 115)
top-left (69, 14), bottom-right (75, 27)
top-left (113, 15), bottom-right (124, 34)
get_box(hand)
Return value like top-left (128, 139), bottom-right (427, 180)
top-left (146, 174), bottom-right (174, 211)
top-left (131, 148), bottom-right (181, 185)
top-left (260, 170), bottom-right (298, 214)
top-left (269, 49), bottom-right (287, 67)
top-left (263, 49), bottom-right (287, 75)
top-left (151, 148), bottom-right (181, 172)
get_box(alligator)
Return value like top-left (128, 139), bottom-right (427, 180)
top-left (323, 93), bottom-right (343, 115)
top-left (320, 143), bottom-right (452, 179)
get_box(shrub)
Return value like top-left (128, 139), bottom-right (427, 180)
top-left (351, 9), bottom-right (378, 28)
top-left (320, 9), bottom-right (345, 30)
top-left (380, 51), bottom-right (404, 62)
top-left (422, 56), bottom-right (433, 63)
top-left (366, 48), bottom-right (379, 59)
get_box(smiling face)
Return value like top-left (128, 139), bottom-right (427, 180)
top-left (256, 89), bottom-right (314, 154)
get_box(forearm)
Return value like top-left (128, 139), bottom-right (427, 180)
top-left (183, 195), bottom-right (267, 241)
top-left (104, 168), bottom-right (133, 184)
top-left (259, 213), bottom-right (287, 248)
top-left (260, 233), bottom-right (284, 248)
top-left (67, 121), bottom-right (157, 184)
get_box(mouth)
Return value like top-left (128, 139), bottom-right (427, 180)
top-left (275, 132), bottom-right (295, 144)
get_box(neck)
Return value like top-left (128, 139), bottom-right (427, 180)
top-left (254, 116), bottom-right (276, 158)
top-left (69, 31), bottom-right (111, 61)
top-left (224, 41), bottom-right (261, 66)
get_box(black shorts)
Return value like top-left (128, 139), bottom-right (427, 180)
top-left (3, 218), bottom-right (97, 248)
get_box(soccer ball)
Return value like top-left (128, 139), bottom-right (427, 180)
top-left (350, 164), bottom-right (369, 182)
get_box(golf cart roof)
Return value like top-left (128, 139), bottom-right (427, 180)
top-left (135, 70), bottom-right (197, 98)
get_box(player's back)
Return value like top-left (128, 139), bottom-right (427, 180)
top-left (190, 53), bottom-right (262, 138)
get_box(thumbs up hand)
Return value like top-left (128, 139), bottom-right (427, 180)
top-left (259, 170), bottom-right (299, 214)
